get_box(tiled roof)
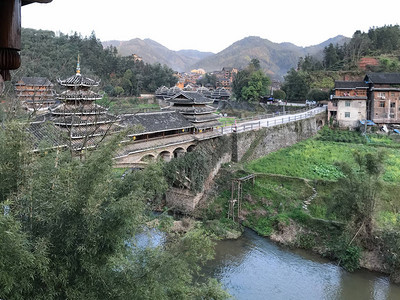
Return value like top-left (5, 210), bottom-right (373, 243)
top-left (120, 111), bottom-right (193, 135)
top-left (27, 121), bottom-right (67, 150)
top-left (57, 90), bottom-right (102, 100)
top-left (155, 86), bottom-right (169, 95)
top-left (170, 91), bottom-right (213, 104)
top-left (211, 87), bottom-right (231, 99)
top-left (167, 86), bottom-right (182, 96)
top-left (16, 77), bottom-right (53, 86)
top-left (57, 74), bottom-right (99, 87)
top-left (52, 114), bottom-right (119, 126)
top-left (51, 103), bottom-right (108, 115)
top-left (183, 84), bottom-right (195, 91)
top-left (197, 86), bottom-right (209, 93)
top-left (334, 81), bottom-right (368, 89)
top-left (364, 73), bottom-right (400, 84)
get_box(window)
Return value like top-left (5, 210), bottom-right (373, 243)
top-left (391, 102), bottom-right (396, 108)
top-left (380, 102), bottom-right (385, 108)
top-left (378, 92), bottom-right (386, 99)
top-left (391, 92), bottom-right (396, 97)
top-left (390, 114), bottom-right (395, 118)
top-left (345, 101), bottom-right (351, 107)
top-left (345, 112), bottom-right (351, 118)
top-left (333, 102), bottom-right (338, 107)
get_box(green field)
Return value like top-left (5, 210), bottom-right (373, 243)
top-left (245, 139), bottom-right (400, 183)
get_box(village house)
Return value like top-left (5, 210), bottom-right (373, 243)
top-left (329, 81), bottom-right (368, 128)
top-left (329, 73), bottom-right (400, 129)
top-left (364, 73), bottom-right (400, 124)
top-left (15, 77), bottom-right (56, 112)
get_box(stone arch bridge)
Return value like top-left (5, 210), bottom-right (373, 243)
top-left (113, 106), bottom-right (327, 169)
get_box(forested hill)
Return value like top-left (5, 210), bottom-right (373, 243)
top-left (104, 35), bottom-right (349, 79)
top-left (280, 25), bottom-right (400, 102)
top-left (15, 28), bottom-right (178, 96)
top-left (102, 39), bottom-right (214, 72)
top-left (190, 36), bottom-right (349, 79)
top-left (298, 25), bottom-right (400, 72)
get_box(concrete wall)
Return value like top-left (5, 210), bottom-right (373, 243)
top-left (233, 114), bottom-right (324, 163)
top-left (336, 99), bottom-right (367, 128)
top-left (165, 112), bottom-right (327, 213)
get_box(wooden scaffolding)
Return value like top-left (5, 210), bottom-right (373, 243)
top-left (228, 174), bottom-right (255, 222)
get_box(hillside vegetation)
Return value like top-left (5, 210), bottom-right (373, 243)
top-left (206, 128), bottom-right (400, 280)
top-left (286, 25), bottom-right (400, 100)
top-left (12, 28), bottom-right (177, 97)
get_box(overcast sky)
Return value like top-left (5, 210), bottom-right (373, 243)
top-left (22, 0), bottom-right (399, 53)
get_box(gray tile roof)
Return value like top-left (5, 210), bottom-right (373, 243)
top-left (334, 81), bottom-right (368, 89)
top-left (171, 91), bottom-right (213, 104)
top-left (211, 87), bottom-right (231, 99)
top-left (364, 73), bottom-right (400, 84)
top-left (16, 77), bottom-right (53, 86)
top-left (27, 121), bottom-right (67, 150)
top-left (57, 74), bottom-right (99, 87)
top-left (120, 111), bottom-right (194, 135)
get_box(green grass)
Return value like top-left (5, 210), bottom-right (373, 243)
top-left (218, 117), bottom-right (236, 126)
top-left (245, 139), bottom-right (400, 183)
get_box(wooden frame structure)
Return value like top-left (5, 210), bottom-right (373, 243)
top-left (228, 174), bottom-right (255, 222)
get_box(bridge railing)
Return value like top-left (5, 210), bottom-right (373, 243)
top-left (217, 106), bottom-right (326, 134)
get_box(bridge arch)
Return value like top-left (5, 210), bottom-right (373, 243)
top-left (173, 147), bottom-right (186, 158)
top-left (140, 154), bottom-right (156, 162)
top-left (187, 144), bottom-right (196, 152)
top-left (158, 150), bottom-right (172, 162)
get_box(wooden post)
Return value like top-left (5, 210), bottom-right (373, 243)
top-left (0, 0), bottom-right (22, 81)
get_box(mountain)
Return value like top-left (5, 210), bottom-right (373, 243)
top-left (102, 38), bottom-right (213, 72)
top-left (190, 35), bottom-right (349, 79)
top-left (102, 35), bottom-right (349, 78)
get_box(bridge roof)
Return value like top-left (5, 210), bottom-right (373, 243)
top-left (170, 91), bottom-right (214, 104)
top-left (120, 111), bottom-right (193, 135)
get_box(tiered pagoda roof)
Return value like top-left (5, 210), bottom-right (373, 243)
top-left (49, 57), bottom-right (121, 149)
top-left (167, 86), bottom-right (182, 97)
top-left (196, 86), bottom-right (212, 98)
top-left (155, 85), bottom-right (172, 100)
top-left (57, 74), bottom-right (100, 87)
top-left (57, 57), bottom-right (100, 88)
top-left (165, 91), bottom-right (220, 129)
top-left (211, 87), bottom-right (231, 100)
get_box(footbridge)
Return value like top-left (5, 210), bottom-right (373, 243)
top-left (113, 106), bottom-right (326, 168)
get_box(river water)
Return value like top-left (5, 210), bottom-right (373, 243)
top-left (203, 228), bottom-right (400, 300)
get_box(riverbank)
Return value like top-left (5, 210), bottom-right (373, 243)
top-left (197, 130), bottom-right (400, 284)
top-left (202, 228), bottom-right (400, 300)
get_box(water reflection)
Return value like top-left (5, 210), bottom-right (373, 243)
top-left (203, 229), bottom-right (400, 300)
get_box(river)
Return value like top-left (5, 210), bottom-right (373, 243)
top-left (202, 228), bottom-right (400, 300)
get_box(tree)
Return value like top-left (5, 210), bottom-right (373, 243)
top-left (197, 73), bottom-right (217, 88)
top-left (231, 69), bottom-right (250, 101)
top-left (298, 55), bottom-right (323, 72)
top-left (231, 60), bottom-right (270, 102)
top-left (0, 124), bottom-right (228, 299)
top-left (323, 43), bottom-right (339, 70)
top-left (241, 70), bottom-right (270, 102)
top-left (281, 68), bottom-right (309, 101)
top-left (273, 89), bottom-right (286, 100)
top-left (249, 58), bottom-right (261, 71)
top-left (306, 89), bottom-right (329, 101)
top-left (329, 151), bottom-right (385, 233)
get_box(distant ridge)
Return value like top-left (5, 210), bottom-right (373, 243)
top-left (102, 35), bottom-right (349, 78)
top-left (102, 38), bottom-right (214, 72)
